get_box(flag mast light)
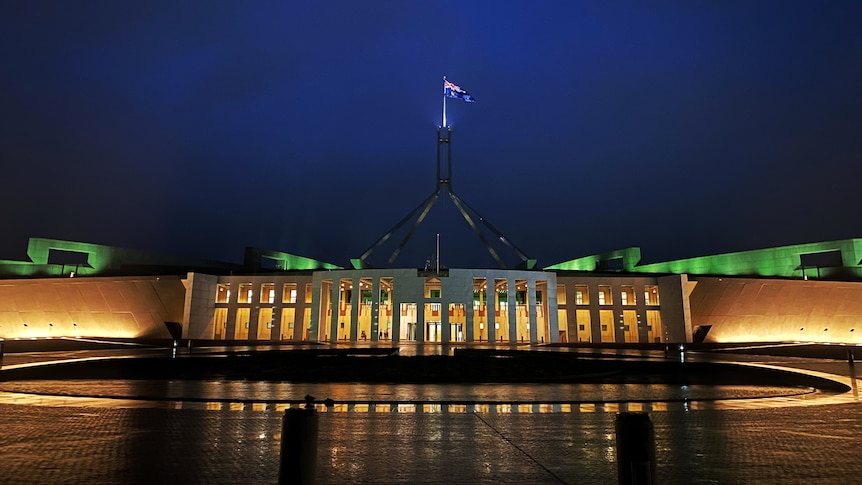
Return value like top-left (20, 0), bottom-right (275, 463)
top-left (442, 76), bottom-right (448, 128)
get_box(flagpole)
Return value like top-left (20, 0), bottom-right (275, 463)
top-left (442, 76), bottom-right (447, 127)
top-left (436, 233), bottom-right (440, 274)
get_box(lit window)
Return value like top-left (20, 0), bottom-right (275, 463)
top-left (260, 283), bottom-right (275, 304)
top-left (621, 286), bottom-right (635, 306)
top-left (575, 285), bottom-right (589, 305)
top-left (598, 286), bottom-right (612, 305)
top-left (644, 286), bottom-right (660, 305)
top-left (283, 283), bottom-right (298, 303)
top-left (238, 283), bottom-right (253, 303)
top-left (216, 284), bottom-right (231, 303)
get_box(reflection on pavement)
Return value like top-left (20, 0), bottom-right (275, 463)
top-left (1, 346), bottom-right (860, 412)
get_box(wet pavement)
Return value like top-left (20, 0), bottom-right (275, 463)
top-left (1, 345), bottom-right (861, 483)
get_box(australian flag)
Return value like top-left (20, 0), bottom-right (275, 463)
top-left (444, 79), bottom-right (475, 102)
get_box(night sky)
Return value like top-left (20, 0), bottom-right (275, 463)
top-left (2, 2), bottom-right (861, 269)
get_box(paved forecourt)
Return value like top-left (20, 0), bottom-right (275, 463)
top-left (2, 401), bottom-right (862, 484)
top-left (2, 348), bottom-right (862, 483)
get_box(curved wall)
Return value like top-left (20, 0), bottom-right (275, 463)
top-left (0, 275), bottom-right (186, 339)
top-left (689, 277), bottom-right (862, 343)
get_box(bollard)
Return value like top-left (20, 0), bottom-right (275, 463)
top-left (615, 412), bottom-right (656, 485)
top-left (279, 408), bottom-right (319, 485)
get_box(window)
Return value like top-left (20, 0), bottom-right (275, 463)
top-left (598, 286), bottom-right (612, 305)
top-left (644, 285), bottom-right (660, 305)
top-left (283, 283), bottom-right (298, 303)
top-left (621, 286), bottom-right (635, 306)
top-left (425, 277), bottom-right (442, 299)
top-left (216, 283), bottom-right (230, 303)
top-left (575, 285), bottom-right (589, 305)
top-left (261, 283), bottom-right (275, 304)
top-left (556, 285), bottom-right (566, 305)
top-left (515, 279), bottom-right (528, 305)
top-left (238, 283), bottom-right (253, 303)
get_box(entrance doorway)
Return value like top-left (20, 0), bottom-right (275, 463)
top-left (451, 323), bottom-right (463, 342)
top-left (426, 321), bottom-right (441, 342)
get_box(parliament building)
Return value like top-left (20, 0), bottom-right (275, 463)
top-left (2, 236), bottom-right (861, 346)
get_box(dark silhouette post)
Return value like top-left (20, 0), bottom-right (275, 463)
top-left (615, 412), bottom-right (656, 484)
top-left (279, 400), bottom-right (319, 485)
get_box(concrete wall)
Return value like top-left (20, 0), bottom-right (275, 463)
top-left (657, 274), bottom-right (693, 343)
top-left (183, 272), bottom-right (218, 339)
top-left (0, 275), bottom-right (185, 339)
top-left (689, 276), bottom-right (862, 343)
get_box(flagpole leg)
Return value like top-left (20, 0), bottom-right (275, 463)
top-left (443, 94), bottom-right (447, 128)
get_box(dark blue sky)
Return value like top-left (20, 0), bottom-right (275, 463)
top-left (2, 1), bottom-right (861, 269)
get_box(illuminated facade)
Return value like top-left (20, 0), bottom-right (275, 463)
top-left (2, 237), bottom-right (862, 345)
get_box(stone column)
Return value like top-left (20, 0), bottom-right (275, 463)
top-left (247, 282), bottom-right (261, 342)
top-left (271, 306), bottom-right (283, 342)
top-left (508, 277), bottom-right (517, 343)
top-left (329, 281), bottom-right (339, 343)
top-left (589, 283), bottom-right (602, 343)
top-left (350, 276), bottom-right (360, 342)
top-left (528, 278), bottom-right (538, 343)
top-left (225, 277), bottom-right (238, 340)
top-left (371, 277), bottom-right (380, 342)
top-left (635, 283), bottom-right (648, 343)
top-left (487, 273), bottom-right (497, 342)
top-left (391, 290), bottom-right (401, 343)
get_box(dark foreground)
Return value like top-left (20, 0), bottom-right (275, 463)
top-left (2, 401), bottom-right (862, 484)
top-left (1, 345), bottom-right (861, 483)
